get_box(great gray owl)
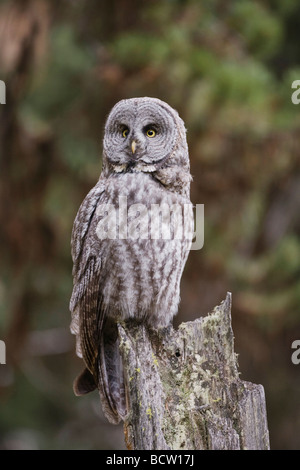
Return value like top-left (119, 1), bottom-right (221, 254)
top-left (70, 97), bottom-right (193, 424)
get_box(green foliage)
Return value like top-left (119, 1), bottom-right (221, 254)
top-left (23, 25), bottom-right (94, 120)
top-left (111, 33), bottom-right (169, 69)
top-left (228, 1), bottom-right (283, 59)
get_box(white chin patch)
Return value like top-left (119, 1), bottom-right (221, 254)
top-left (112, 163), bottom-right (127, 173)
top-left (132, 163), bottom-right (156, 173)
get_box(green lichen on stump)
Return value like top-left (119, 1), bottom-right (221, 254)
top-left (118, 293), bottom-right (270, 450)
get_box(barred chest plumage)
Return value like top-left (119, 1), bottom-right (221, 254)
top-left (86, 172), bottom-right (193, 328)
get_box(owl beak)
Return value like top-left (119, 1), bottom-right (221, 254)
top-left (131, 140), bottom-right (136, 154)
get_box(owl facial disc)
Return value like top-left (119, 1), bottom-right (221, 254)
top-left (103, 97), bottom-right (184, 172)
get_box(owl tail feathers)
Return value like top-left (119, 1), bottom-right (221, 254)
top-left (72, 363), bottom-right (126, 425)
top-left (73, 368), bottom-right (97, 396)
top-left (98, 321), bottom-right (127, 425)
top-left (97, 376), bottom-right (125, 425)
top-left (73, 361), bottom-right (126, 425)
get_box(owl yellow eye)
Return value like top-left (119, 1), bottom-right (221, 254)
top-left (122, 128), bottom-right (129, 138)
top-left (146, 129), bottom-right (156, 138)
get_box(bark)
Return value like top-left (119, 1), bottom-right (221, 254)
top-left (118, 292), bottom-right (270, 450)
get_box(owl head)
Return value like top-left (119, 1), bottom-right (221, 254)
top-left (102, 97), bottom-right (190, 179)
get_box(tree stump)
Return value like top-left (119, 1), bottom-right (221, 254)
top-left (118, 292), bottom-right (270, 450)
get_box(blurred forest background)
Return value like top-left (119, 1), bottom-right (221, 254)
top-left (0, 0), bottom-right (300, 450)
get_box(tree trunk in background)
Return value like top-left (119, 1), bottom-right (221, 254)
top-left (0, 0), bottom-right (54, 364)
top-left (119, 293), bottom-right (270, 450)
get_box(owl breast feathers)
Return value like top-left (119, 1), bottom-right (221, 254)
top-left (70, 97), bottom-right (193, 424)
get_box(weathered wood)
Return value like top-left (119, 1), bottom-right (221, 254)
top-left (118, 292), bottom-right (270, 450)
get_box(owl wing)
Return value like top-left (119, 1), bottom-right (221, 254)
top-left (70, 179), bottom-right (124, 424)
top-left (70, 178), bottom-right (105, 345)
top-left (69, 179), bottom-right (105, 392)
